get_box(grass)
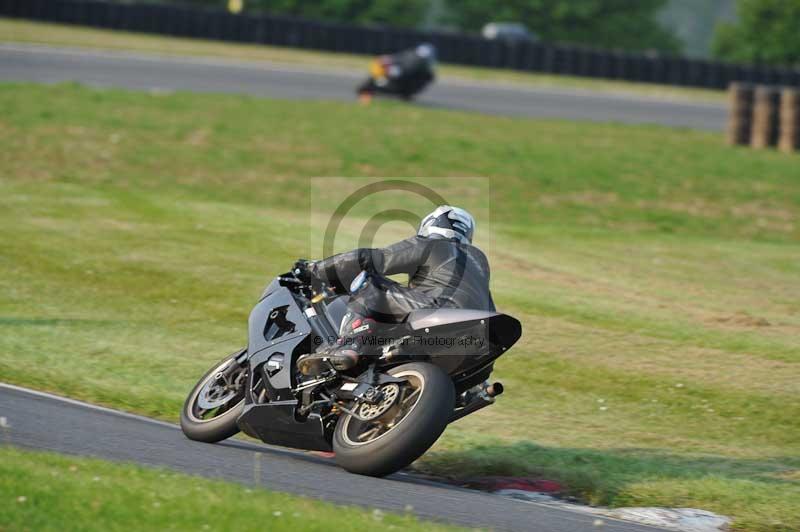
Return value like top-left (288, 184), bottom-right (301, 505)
top-left (0, 447), bottom-right (461, 531)
top-left (0, 17), bottom-right (726, 103)
top-left (0, 82), bottom-right (798, 531)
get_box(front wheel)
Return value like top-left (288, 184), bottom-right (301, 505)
top-left (333, 362), bottom-right (455, 477)
top-left (180, 350), bottom-right (247, 443)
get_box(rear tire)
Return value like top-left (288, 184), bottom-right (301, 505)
top-left (333, 362), bottom-right (454, 477)
top-left (180, 350), bottom-right (246, 443)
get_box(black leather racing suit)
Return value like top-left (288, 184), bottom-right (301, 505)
top-left (310, 236), bottom-right (495, 333)
top-left (359, 48), bottom-right (434, 96)
top-left (390, 49), bottom-right (434, 84)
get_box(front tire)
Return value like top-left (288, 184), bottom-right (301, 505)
top-left (333, 362), bottom-right (455, 477)
top-left (180, 350), bottom-right (247, 443)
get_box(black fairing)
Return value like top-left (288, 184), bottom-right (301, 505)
top-left (237, 401), bottom-right (330, 452)
top-left (236, 277), bottom-right (521, 451)
top-left (404, 310), bottom-right (522, 387)
top-left (247, 283), bottom-right (309, 401)
top-left (238, 281), bottom-right (333, 451)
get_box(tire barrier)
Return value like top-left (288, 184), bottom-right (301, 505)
top-left (779, 87), bottom-right (800, 154)
top-left (750, 86), bottom-right (781, 150)
top-left (726, 83), bottom-right (754, 147)
top-left (728, 83), bottom-right (799, 153)
top-left (2, 0), bottom-right (800, 91)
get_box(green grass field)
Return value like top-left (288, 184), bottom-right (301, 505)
top-left (0, 447), bottom-right (460, 531)
top-left (0, 18), bottom-right (726, 103)
top-left (0, 82), bottom-right (798, 531)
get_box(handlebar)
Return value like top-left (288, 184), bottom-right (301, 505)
top-left (277, 260), bottom-right (333, 303)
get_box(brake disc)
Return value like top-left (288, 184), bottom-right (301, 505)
top-left (197, 367), bottom-right (244, 410)
top-left (358, 383), bottom-right (400, 421)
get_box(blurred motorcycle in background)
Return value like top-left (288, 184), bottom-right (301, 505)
top-left (357, 43), bottom-right (436, 101)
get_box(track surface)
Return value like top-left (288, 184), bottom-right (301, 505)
top-left (1, 384), bottom-right (665, 532)
top-left (0, 43), bottom-right (726, 130)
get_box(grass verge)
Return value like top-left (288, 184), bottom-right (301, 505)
top-left (0, 447), bottom-right (460, 531)
top-left (0, 17), bottom-right (725, 103)
top-left (0, 83), bottom-right (798, 530)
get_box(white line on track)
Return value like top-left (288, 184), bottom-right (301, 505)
top-left (0, 381), bottom-right (179, 429)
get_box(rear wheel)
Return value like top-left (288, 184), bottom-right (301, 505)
top-left (333, 362), bottom-right (455, 477)
top-left (180, 350), bottom-right (247, 443)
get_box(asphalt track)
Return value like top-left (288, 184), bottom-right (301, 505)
top-left (0, 383), bottom-right (667, 532)
top-left (0, 43), bottom-right (727, 130)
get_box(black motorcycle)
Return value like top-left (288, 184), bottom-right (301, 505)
top-left (357, 45), bottom-right (436, 101)
top-left (180, 264), bottom-right (521, 477)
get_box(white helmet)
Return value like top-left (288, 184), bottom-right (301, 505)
top-left (415, 43), bottom-right (436, 61)
top-left (418, 205), bottom-right (475, 244)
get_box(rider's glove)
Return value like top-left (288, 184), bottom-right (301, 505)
top-left (293, 259), bottom-right (314, 283)
top-left (294, 260), bottom-right (330, 296)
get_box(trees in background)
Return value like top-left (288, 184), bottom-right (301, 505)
top-left (185, 0), bottom-right (428, 28)
top-left (137, 0), bottom-right (694, 54)
top-left (175, 0), bottom-right (679, 52)
top-left (712, 0), bottom-right (800, 66)
top-left (658, 0), bottom-right (735, 58)
top-left (441, 0), bottom-right (681, 53)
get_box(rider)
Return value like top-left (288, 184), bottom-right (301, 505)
top-left (391, 43), bottom-right (436, 82)
top-left (296, 205), bottom-right (494, 376)
top-left (359, 43), bottom-right (437, 97)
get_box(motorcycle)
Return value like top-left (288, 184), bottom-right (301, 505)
top-left (180, 264), bottom-right (522, 477)
top-left (357, 46), bottom-right (436, 101)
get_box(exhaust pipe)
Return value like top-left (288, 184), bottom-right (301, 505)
top-left (485, 382), bottom-right (504, 398)
top-left (449, 381), bottom-right (505, 423)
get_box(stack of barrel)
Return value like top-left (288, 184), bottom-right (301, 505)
top-left (727, 83), bottom-right (800, 153)
top-left (779, 88), bottom-right (800, 153)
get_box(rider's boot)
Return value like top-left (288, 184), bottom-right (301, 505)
top-left (297, 316), bottom-right (391, 377)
